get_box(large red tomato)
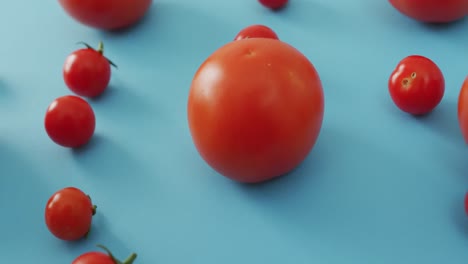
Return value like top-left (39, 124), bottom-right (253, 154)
top-left (58, 0), bottom-right (152, 30)
top-left (458, 76), bottom-right (468, 144)
top-left (388, 0), bottom-right (467, 23)
top-left (187, 38), bottom-right (324, 183)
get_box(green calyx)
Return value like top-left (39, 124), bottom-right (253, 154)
top-left (97, 244), bottom-right (138, 264)
top-left (76, 41), bottom-right (118, 69)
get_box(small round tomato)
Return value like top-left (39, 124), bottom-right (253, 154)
top-left (388, 55), bottom-right (445, 115)
top-left (73, 245), bottom-right (137, 264)
top-left (45, 187), bottom-right (96, 241)
top-left (58, 0), bottom-right (153, 30)
top-left (258, 0), bottom-right (289, 10)
top-left (64, 41), bottom-right (116, 98)
top-left (187, 38), bottom-right (324, 183)
top-left (457, 76), bottom-right (468, 143)
top-left (388, 0), bottom-right (467, 23)
top-left (234, 25), bottom-right (279, 41)
top-left (44, 95), bottom-right (96, 148)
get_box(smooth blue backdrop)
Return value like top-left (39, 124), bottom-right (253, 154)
top-left (1, 0), bottom-right (468, 263)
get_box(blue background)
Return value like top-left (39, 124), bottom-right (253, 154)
top-left (2, 0), bottom-right (468, 263)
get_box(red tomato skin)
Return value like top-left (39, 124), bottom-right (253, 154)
top-left (188, 38), bottom-right (324, 183)
top-left (465, 192), bottom-right (468, 216)
top-left (44, 95), bottom-right (96, 148)
top-left (64, 48), bottom-right (111, 98)
top-left (45, 187), bottom-right (94, 241)
top-left (388, 55), bottom-right (444, 115)
top-left (58, 0), bottom-right (152, 30)
top-left (72, 252), bottom-right (115, 264)
top-left (234, 25), bottom-right (279, 41)
top-left (457, 77), bottom-right (468, 144)
top-left (258, 0), bottom-right (289, 10)
top-left (388, 0), bottom-right (467, 23)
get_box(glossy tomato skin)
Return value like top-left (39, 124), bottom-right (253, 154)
top-left (44, 95), bottom-right (96, 148)
top-left (457, 76), bottom-right (468, 143)
top-left (64, 46), bottom-right (112, 98)
top-left (58, 0), bottom-right (152, 30)
top-left (45, 187), bottom-right (95, 241)
top-left (73, 246), bottom-right (137, 264)
top-left (388, 0), bottom-right (467, 23)
top-left (188, 38), bottom-right (324, 183)
top-left (388, 55), bottom-right (445, 115)
top-left (258, 0), bottom-right (289, 10)
top-left (73, 252), bottom-right (115, 264)
top-left (234, 25), bottom-right (279, 41)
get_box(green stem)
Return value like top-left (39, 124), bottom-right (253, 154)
top-left (96, 244), bottom-right (138, 264)
top-left (76, 41), bottom-right (118, 69)
top-left (122, 253), bottom-right (138, 264)
top-left (97, 41), bottom-right (104, 54)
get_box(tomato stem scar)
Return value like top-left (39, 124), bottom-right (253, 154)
top-left (402, 78), bottom-right (410, 87)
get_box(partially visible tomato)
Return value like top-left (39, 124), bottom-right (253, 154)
top-left (234, 25), bottom-right (279, 41)
top-left (388, 0), bottom-right (467, 23)
top-left (464, 192), bottom-right (468, 216)
top-left (44, 95), bottom-right (96, 148)
top-left (73, 245), bottom-right (137, 264)
top-left (45, 187), bottom-right (96, 241)
top-left (258, 0), bottom-right (289, 10)
top-left (58, 0), bottom-right (152, 30)
top-left (388, 55), bottom-right (445, 115)
top-left (457, 76), bottom-right (468, 143)
top-left (63, 41), bottom-right (116, 98)
top-left (187, 38), bottom-right (324, 183)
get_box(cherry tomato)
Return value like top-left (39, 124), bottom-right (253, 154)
top-left (73, 245), bottom-right (137, 264)
top-left (187, 38), bottom-right (324, 183)
top-left (63, 41), bottom-right (116, 98)
top-left (44, 95), bottom-right (96, 148)
top-left (258, 0), bottom-right (289, 10)
top-left (388, 55), bottom-right (445, 115)
top-left (464, 192), bottom-right (468, 216)
top-left (234, 25), bottom-right (279, 41)
top-left (58, 0), bottom-right (152, 30)
top-left (45, 187), bottom-right (96, 241)
top-left (388, 0), bottom-right (467, 23)
top-left (457, 76), bottom-right (468, 143)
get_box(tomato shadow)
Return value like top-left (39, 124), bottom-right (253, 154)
top-left (277, 1), bottom-right (343, 30)
top-left (232, 125), bottom-right (334, 234)
top-left (412, 98), bottom-right (463, 147)
top-left (69, 135), bottom-right (158, 260)
top-left (95, 1), bottom-right (237, 71)
top-left (0, 141), bottom-right (56, 260)
top-left (97, 2), bottom-right (156, 36)
top-left (61, 211), bottom-right (138, 261)
top-left (71, 135), bottom-right (144, 182)
top-left (0, 78), bottom-right (12, 99)
top-left (71, 134), bottom-right (158, 199)
top-left (451, 194), bottom-right (468, 241)
top-left (416, 16), bottom-right (468, 32)
top-left (234, 122), bottom-right (429, 245)
top-left (87, 81), bottom-right (165, 131)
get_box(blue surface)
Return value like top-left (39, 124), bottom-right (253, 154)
top-left (2, 0), bottom-right (468, 263)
